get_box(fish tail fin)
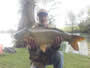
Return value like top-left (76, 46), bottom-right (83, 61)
top-left (69, 35), bottom-right (85, 51)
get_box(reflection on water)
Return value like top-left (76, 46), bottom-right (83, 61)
top-left (0, 33), bottom-right (14, 48)
top-left (78, 40), bottom-right (88, 56)
top-left (65, 40), bottom-right (88, 56)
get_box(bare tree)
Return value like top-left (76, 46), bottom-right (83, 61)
top-left (15, 0), bottom-right (36, 48)
top-left (18, 0), bottom-right (35, 30)
top-left (68, 11), bottom-right (76, 34)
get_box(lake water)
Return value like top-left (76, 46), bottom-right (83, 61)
top-left (65, 33), bottom-right (89, 56)
top-left (0, 33), bottom-right (14, 48)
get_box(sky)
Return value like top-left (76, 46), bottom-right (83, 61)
top-left (0, 0), bottom-right (90, 31)
top-left (0, 0), bottom-right (20, 31)
top-left (48, 0), bottom-right (90, 28)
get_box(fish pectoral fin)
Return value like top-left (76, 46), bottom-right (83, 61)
top-left (70, 36), bottom-right (85, 51)
top-left (40, 44), bottom-right (47, 53)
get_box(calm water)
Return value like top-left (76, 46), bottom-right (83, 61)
top-left (0, 33), bottom-right (14, 48)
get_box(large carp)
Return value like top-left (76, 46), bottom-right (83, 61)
top-left (14, 27), bottom-right (85, 52)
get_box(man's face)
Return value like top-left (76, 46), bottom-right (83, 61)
top-left (39, 15), bottom-right (48, 24)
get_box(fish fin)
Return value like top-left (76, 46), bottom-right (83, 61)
top-left (40, 44), bottom-right (47, 52)
top-left (69, 35), bottom-right (85, 51)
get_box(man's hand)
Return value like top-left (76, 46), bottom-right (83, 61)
top-left (52, 36), bottom-right (63, 48)
top-left (24, 37), bottom-right (37, 49)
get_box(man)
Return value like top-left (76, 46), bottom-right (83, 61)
top-left (25, 9), bottom-right (64, 68)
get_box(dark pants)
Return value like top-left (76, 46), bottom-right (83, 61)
top-left (31, 51), bottom-right (64, 68)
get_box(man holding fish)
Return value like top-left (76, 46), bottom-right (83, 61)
top-left (24, 9), bottom-right (64, 68)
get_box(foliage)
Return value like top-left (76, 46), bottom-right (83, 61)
top-left (79, 22), bottom-right (88, 33)
top-left (79, 7), bottom-right (90, 33)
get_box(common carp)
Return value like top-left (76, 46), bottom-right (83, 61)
top-left (14, 27), bottom-right (85, 52)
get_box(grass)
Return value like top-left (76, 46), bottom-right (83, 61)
top-left (0, 48), bottom-right (30, 68)
top-left (64, 53), bottom-right (90, 68)
top-left (0, 48), bottom-right (90, 68)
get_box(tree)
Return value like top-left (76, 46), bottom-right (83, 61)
top-left (67, 11), bottom-right (77, 34)
top-left (18, 0), bottom-right (35, 30)
top-left (15, 0), bottom-right (36, 48)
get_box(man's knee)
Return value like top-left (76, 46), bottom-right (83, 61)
top-left (58, 51), bottom-right (63, 56)
top-left (53, 51), bottom-right (64, 68)
top-left (58, 51), bottom-right (64, 64)
top-left (53, 51), bottom-right (64, 64)
top-left (51, 51), bottom-right (61, 63)
top-left (56, 51), bottom-right (63, 59)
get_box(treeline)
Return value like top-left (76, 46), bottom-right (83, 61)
top-left (64, 7), bottom-right (90, 34)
